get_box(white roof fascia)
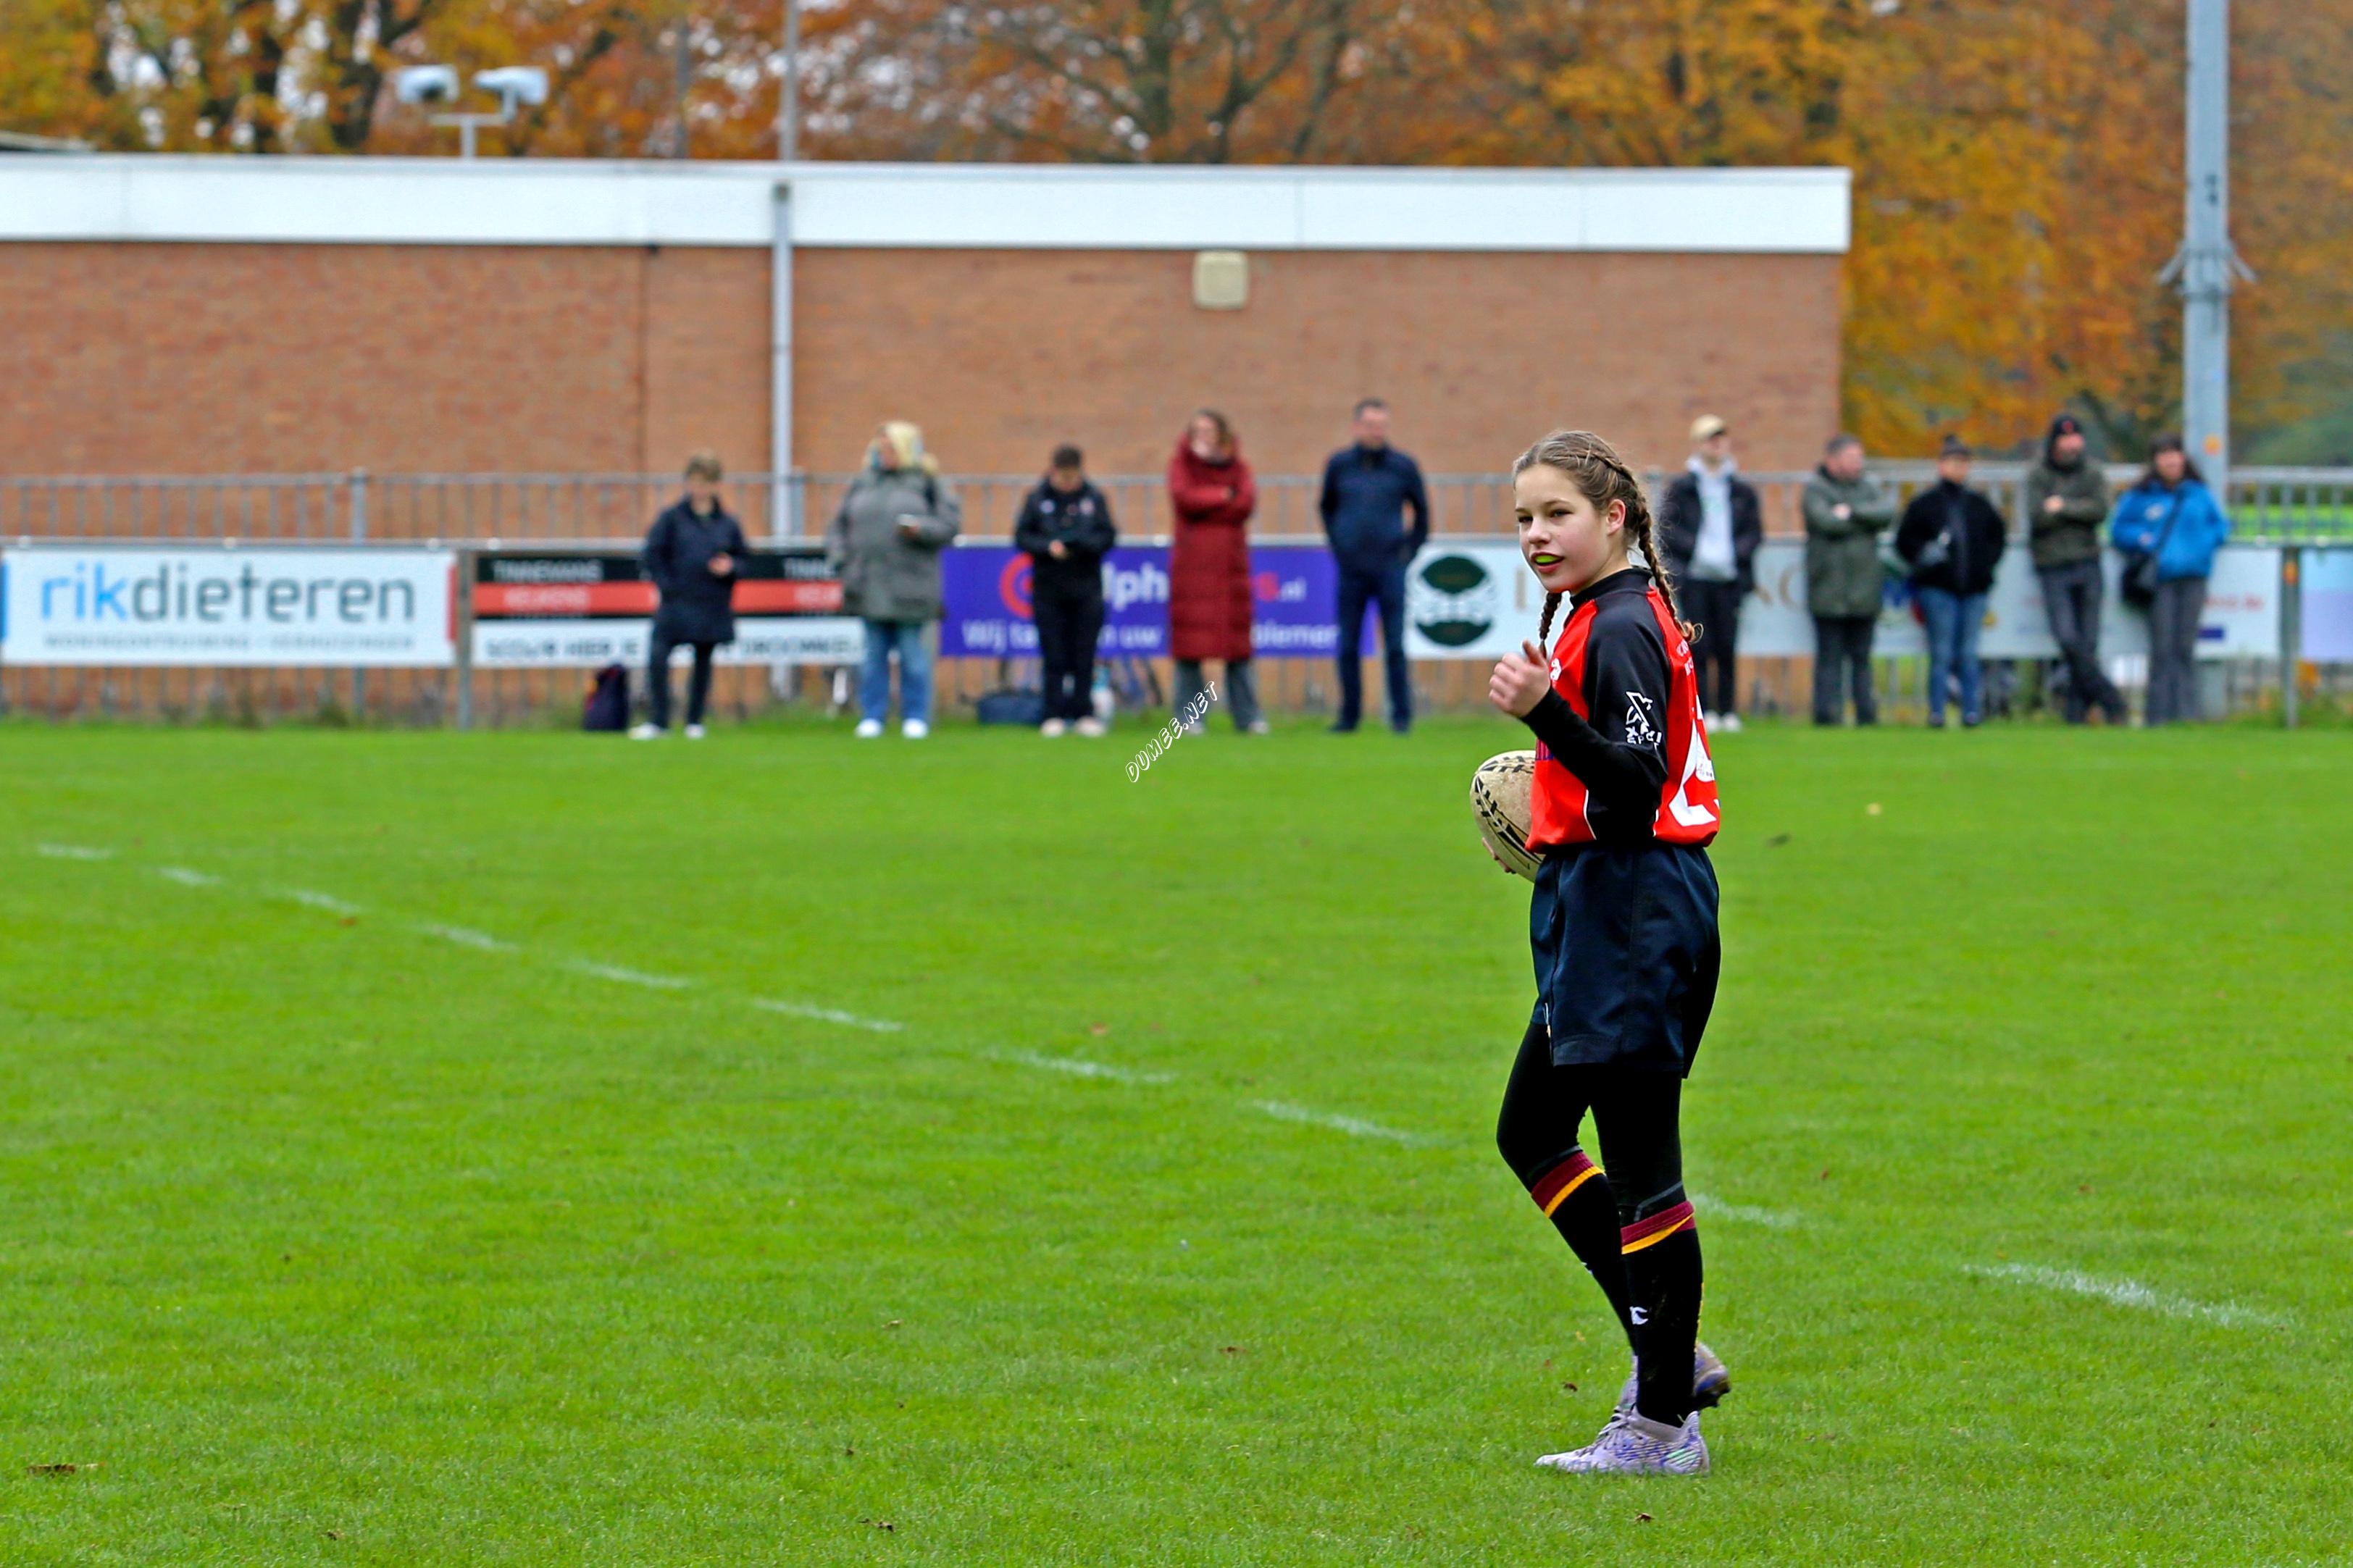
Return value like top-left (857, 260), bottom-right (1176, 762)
top-left (0, 157), bottom-right (1851, 253)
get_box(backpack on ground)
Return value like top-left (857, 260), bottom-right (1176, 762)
top-left (584, 663), bottom-right (630, 731)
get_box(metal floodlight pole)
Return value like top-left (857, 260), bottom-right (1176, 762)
top-left (780, 0), bottom-right (801, 162)
top-left (772, 182), bottom-right (797, 537)
top-left (2164, 0), bottom-right (2251, 499)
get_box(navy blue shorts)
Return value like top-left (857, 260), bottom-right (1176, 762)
top-left (1529, 842), bottom-right (1721, 1076)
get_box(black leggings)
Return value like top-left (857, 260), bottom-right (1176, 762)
top-left (1496, 1020), bottom-right (1705, 1425)
top-left (1497, 1023), bottom-right (1687, 1224)
top-left (648, 634), bottom-right (718, 729)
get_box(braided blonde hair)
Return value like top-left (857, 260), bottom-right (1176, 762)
top-left (1510, 429), bottom-right (1694, 647)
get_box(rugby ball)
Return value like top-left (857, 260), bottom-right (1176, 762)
top-left (1471, 750), bottom-right (1543, 882)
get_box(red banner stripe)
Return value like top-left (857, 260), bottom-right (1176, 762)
top-left (475, 579), bottom-right (843, 619)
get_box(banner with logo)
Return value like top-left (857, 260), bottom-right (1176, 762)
top-left (0, 545), bottom-right (455, 666)
top-left (1736, 541), bottom-right (2281, 660)
top-left (940, 541), bottom-right (1550, 661)
top-left (469, 547), bottom-right (862, 667)
top-left (1401, 542), bottom-right (1555, 658)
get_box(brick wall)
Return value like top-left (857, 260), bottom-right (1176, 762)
top-left (0, 241), bottom-right (1839, 484)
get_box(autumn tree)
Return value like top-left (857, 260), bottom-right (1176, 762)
top-left (4, 0), bottom-right (2348, 458)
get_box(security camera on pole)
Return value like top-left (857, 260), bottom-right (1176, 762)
top-left (395, 64), bottom-right (550, 159)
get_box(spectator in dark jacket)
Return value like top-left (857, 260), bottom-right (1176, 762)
top-left (632, 450), bottom-right (748, 740)
top-left (1657, 414), bottom-right (1763, 731)
top-left (2025, 413), bottom-right (2127, 725)
top-left (1895, 435), bottom-right (2008, 728)
top-left (1318, 398), bottom-right (1429, 734)
top-left (1013, 444), bottom-right (1118, 738)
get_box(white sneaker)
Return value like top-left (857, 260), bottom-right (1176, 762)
top-left (1719, 712), bottom-right (1744, 734)
top-left (1040, 718), bottom-right (1069, 738)
top-left (853, 718), bottom-right (884, 739)
top-left (902, 719), bottom-right (929, 739)
top-left (1702, 710), bottom-right (1721, 730)
top-left (628, 722), bottom-right (664, 740)
top-left (684, 724), bottom-right (706, 739)
top-left (1074, 716), bottom-right (1107, 739)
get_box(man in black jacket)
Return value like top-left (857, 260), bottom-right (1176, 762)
top-left (1318, 398), bottom-right (1430, 734)
top-left (1013, 445), bottom-right (1118, 737)
top-left (1656, 415), bottom-right (1763, 731)
top-left (1895, 435), bottom-right (2009, 729)
top-left (633, 450), bottom-right (748, 739)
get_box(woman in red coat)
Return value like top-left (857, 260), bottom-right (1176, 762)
top-left (1166, 409), bottom-right (1266, 733)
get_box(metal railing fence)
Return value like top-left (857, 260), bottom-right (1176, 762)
top-left (9, 465), bottom-right (2349, 549)
top-left (4, 465), bottom-right (2349, 726)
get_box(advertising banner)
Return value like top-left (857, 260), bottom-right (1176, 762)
top-left (940, 541), bottom-right (1554, 661)
top-left (0, 545), bottom-right (455, 667)
top-left (1736, 541), bottom-right (2281, 661)
top-left (2302, 548), bottom-right (2353, 663)
top-left (469, 548), bottom-right (863, 667)
top-left (939, 545), bottom-right (1178, 658)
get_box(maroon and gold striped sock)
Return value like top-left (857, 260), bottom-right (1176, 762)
top-left (1527, 1149), bottom-right (1637, 1351)
top-left (1621, 1200), bottom-right (1702, 1426)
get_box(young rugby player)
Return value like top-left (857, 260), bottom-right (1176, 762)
top-left (1485, 431), bottom-right (1726, 1477)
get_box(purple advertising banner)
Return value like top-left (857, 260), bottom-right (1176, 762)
top-left (940, 545), bottom-right (1354, 658)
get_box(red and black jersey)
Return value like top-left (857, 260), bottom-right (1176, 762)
top-left (1522, 569), bottom-right (1719, 851)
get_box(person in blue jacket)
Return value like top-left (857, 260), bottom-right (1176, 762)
top-left (2108, 434), bottom-right (2229, 724)
top-left (1318, 398), bottom-right (1429, 734)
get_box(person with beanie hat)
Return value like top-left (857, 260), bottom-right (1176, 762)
top-left (2024, 414), bottom-right (2126, 724)
top-left (1657, 415), bottom-right (1762, 731)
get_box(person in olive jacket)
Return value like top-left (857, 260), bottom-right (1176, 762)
top-left (1013, 443), bottom-right (1118, 737)
top-left (632, 450), bottom-right (748, 740)
top-left (1894, 436), bottom-right (2009, 729)
top-left (1800, 433), bottom-right (1897, 725)
top-left (827, 421), bottom-right (962, 739)
top-left (2024, 413), bottom-right (2127, 724)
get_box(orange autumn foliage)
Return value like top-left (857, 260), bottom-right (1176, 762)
top-left (7, 0), bottom-right (2349, 456)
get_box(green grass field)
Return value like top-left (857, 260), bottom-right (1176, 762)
top-left (3, 718), bottom-right (2349, 1567)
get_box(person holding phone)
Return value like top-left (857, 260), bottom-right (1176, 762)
top-left (632, 450), bottom-right (748, 740)
top-left (828, 421), bottom-right (962, 738)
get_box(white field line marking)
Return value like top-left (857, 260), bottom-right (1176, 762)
top-left (413, 921), bottom-right (517, 954)
top-left (35, 844), bottom-right (114, 860)
top-left (988, 1049), bottom-right (1175, 1086)
top-left (567, 960), bottom-right (693, 991)
top-left (1963, 1263), bottom-right (2290, 1330)
top-left (156, 867), bottom-right (222, 888)
top-left (751, 997), bottom-right (905, 1034)
top-left (1688, 1192), bottom-right (1804, 1229)
top-left (280, 888), bottom-right (364, 917)
top-left (1249, 1099), bottom-right (1430, 1146)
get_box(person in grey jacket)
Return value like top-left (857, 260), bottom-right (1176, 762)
top-left (631, 450), bottom-right (748, 740)
top-left (827, 421), bottom-right (961, 739)
top-left (2024, 413), bottom-right (2127, 725)
top-left (1801, 433), bottom-right (1897, 726)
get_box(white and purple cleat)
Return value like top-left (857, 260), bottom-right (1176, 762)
top-left (1536, 1409), bottom-right (1710, 1476)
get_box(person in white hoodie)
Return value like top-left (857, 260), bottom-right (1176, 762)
top-left (1656, 416), bottom-right (1763, 731)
